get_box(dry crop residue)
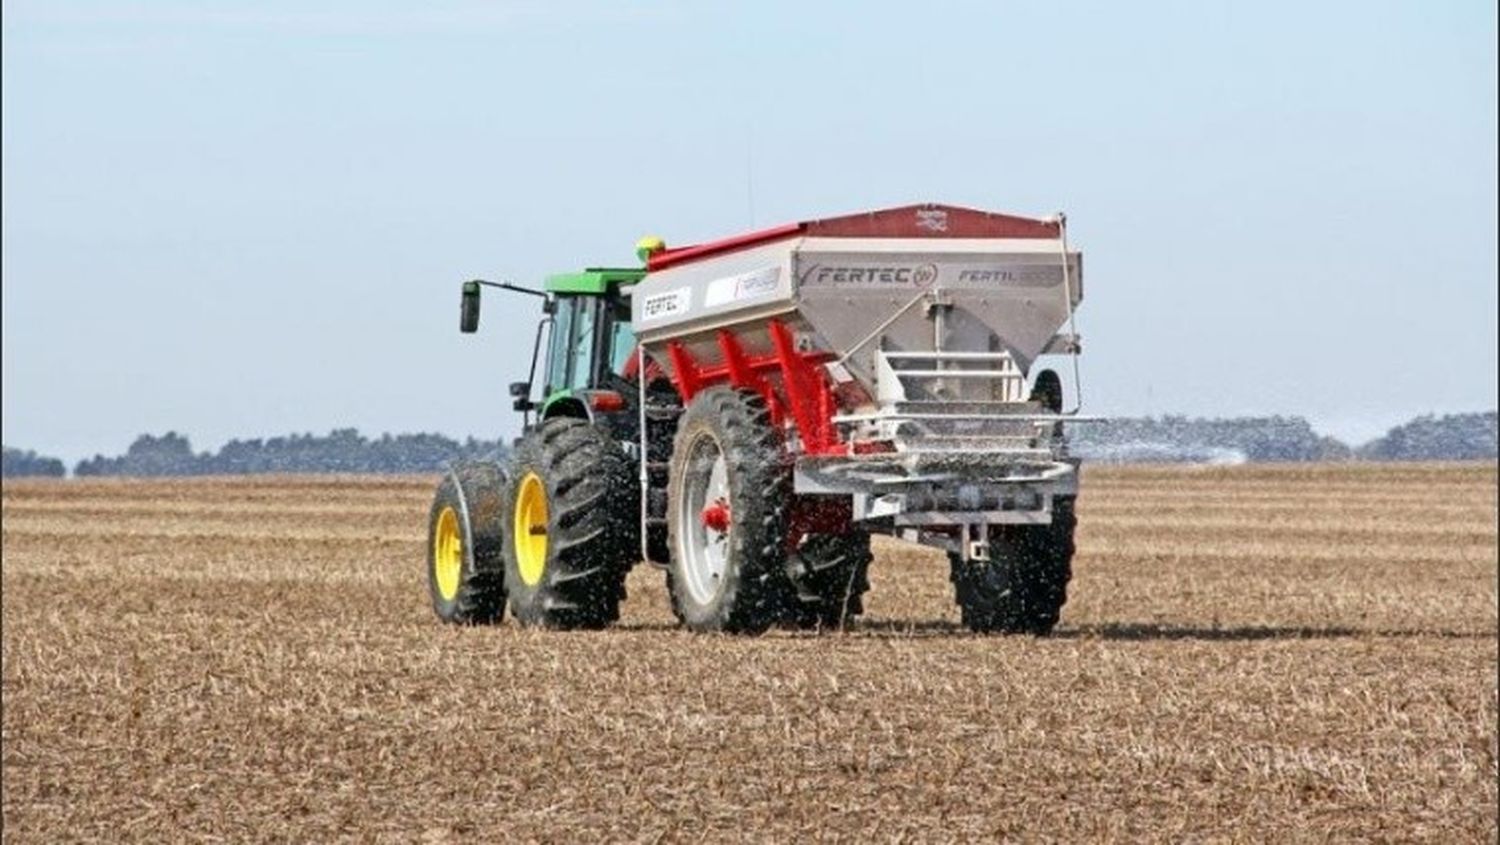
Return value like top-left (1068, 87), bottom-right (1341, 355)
top-left (2, 464), bottom-right (1496, 841)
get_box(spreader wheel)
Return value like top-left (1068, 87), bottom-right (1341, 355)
top-left (948, 497), bottom-right (1076, 634)
top-left (666, 387), bottom-right (792, 634)
top-left (426, 461), bottom-right (508, 624)
top-left (784, 530), bottom-right (873, 630)
top-left (502, 418), bottom-right (637, 629)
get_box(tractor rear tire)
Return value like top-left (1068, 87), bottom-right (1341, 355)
top-left (785, 530), bottom-right (873, 630)
top-left (948, 497), bottom-right (1076, 634)
top-left (666, 387), bottom-right (792, 634)
top-left (503, 418), bottom-right (637, 629)
top-left (426, 461), bottom-right (509, 624)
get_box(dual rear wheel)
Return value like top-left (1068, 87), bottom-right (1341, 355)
top-left (424, 418), bottom-right (636, 629)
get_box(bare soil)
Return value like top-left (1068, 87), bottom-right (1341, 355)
top-left (3, 464), bottom-right (1496, 842)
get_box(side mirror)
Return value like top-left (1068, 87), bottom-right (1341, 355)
top-left (508, 381), bottom-right (530, 398)
top-left (459, 281), bottom-right (481, 333)
top-left (512, 397), bottom-right (534, 412)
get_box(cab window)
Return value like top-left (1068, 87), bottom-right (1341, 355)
top-left (568, 300), bottom-right (597, 390)
top-left (544, 298), bottom-right (574, 394)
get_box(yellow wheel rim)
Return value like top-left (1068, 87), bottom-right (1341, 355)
top-left (433, 505), bottom-right (463, 601)
top-left (513, 472), bottom-right (549, 587)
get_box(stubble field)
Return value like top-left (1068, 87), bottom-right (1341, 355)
top-left (2, 463), bottom-right (1496, 842)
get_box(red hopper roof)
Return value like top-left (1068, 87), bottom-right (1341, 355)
top-left (647, 203), bottom-right (1060, 272)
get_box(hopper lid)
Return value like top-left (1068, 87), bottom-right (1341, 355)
top-left (646, 203), bottom-right (1061, 272)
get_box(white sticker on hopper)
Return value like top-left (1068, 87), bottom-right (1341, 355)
top-left (641, 288), bottom-right (690, 322)
top-left (703, 266), bottom-right (781, 308)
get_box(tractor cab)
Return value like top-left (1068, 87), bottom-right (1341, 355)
top-left (532, 268), bottom-right (644, 420)
top-left (458, 265), bottom-right (645, 435)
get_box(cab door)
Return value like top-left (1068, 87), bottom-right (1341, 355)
top-left (543, 296), bottom-right (601, 394)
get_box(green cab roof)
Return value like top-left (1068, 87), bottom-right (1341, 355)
top-left (544, 267), bottom-right (646, 295)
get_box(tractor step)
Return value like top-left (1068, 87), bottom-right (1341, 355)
top-left (646, 488), bottom-right (668, 518)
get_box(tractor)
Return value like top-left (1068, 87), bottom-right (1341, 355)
top-left (427, 203), bottom-right (1087, 634)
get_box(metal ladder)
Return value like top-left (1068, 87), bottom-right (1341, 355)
top-left (638, 387), bottom-right (682, 566)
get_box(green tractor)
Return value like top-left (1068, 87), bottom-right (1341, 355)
top-left (426, 259), bottom-right (654, 629)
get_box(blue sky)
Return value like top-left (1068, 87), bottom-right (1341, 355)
top-left (3, 0), bottom-right (1496, 462)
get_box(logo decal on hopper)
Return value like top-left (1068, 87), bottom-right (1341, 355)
top-left (801, 264), bottom-right (939, 288)
top-left (703, 267), bottom-right (780, 308)
top-left (915, 209), bottom-right (949, 232)
top-left (641, 288), bottom-right (690, 321)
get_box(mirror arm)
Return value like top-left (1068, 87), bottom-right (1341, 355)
top-left (469, 279), bottom-right (554, 314)
top-left (469, 279), bottom-right (548, 300)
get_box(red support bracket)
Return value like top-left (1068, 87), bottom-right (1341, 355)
top-left (767, 319), bottom-right (842, 455)
top-left (660, 323), bottom-right (844, 457)
top-left (716, 329), bottom-right (783, 425)
top-left (666, 340), bottom-right (702, 403)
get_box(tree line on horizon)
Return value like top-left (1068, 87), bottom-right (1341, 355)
top-left (1, 412), bottom-right (1495, 478)
top-left (1, 429), bottom-right (508, 479)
